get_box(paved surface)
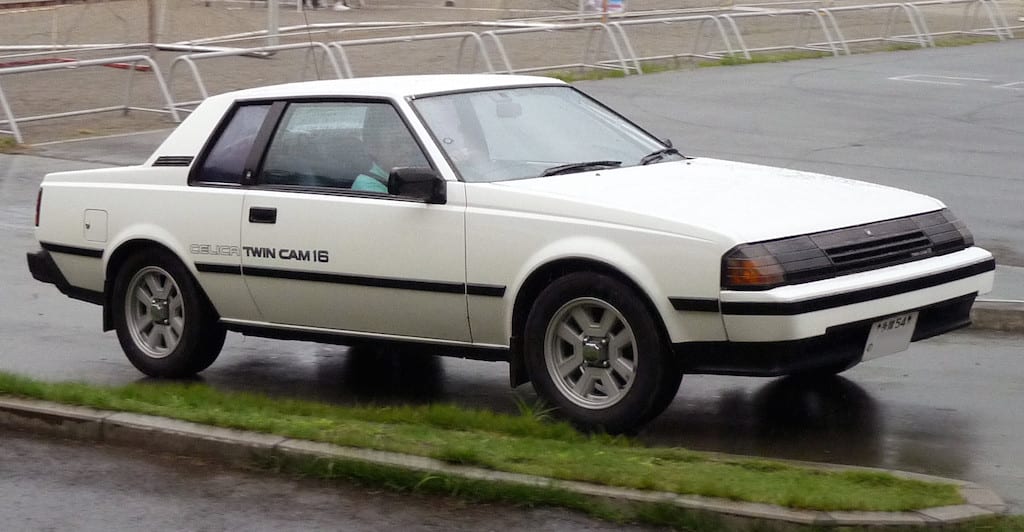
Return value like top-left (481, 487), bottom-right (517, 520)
top-left (1, 429), bottom-right (661, 532)
top-left (1, 42), bottom-right (1022, 519)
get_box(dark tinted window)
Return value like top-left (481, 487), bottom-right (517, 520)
top-left (195, 104), bottom-right (271, 184)
top-left (259, 102), bottom-right (428, 193)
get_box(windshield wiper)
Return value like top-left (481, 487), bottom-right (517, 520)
top-left (640, 147), bottom-right (681, 165)
top-left (540, 160), bottom-right (622, 177)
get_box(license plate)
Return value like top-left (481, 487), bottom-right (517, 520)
top-left (863, 311), bottom-right (918, 360)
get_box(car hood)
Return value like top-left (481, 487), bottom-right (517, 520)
top-left (490, 158), bottom-right (945, 244)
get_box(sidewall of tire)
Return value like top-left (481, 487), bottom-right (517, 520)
top-left (524, 272), bottom-right (677, 433)
top-left (111, 249), bottom-right (223, 377)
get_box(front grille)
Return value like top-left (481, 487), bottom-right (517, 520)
top-left (812, 217), bottom-right (934, 275)
top-left (724, 209), bottom-right (974, 290)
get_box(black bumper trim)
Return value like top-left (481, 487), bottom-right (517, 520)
top-left (26, 249), bottom-right (103, 306)
top-left (669, 297), bottom-right (720, 312)
top-left (40, 241), bottom-right (104, 258)
top-left (721, 259), bottom-right (994, 316)
top-left (675, 293), bottom-right (976, 377)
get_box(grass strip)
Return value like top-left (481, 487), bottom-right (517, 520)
top-left (0, 371), bottom-right (961, 513)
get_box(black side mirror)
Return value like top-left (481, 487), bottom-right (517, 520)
top-left (387, 167), bottom-right (447, 204)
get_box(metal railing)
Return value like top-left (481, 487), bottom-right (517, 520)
top-left (166, 41), bottom-right (343, 112)
top-left (905, 0), bottom-right (1014, 43)
top-left (818, 3), bottom-right (929, 51)
top-left (719, 9), bottom-right (843, 57)
top-left (327, 31), bottom-right (494, 78)
top-left (480, 23), bottom-right (636, 75)
top-left (610, 15), bottom-right (742, 72)
top-left (0, 55), bottom-right (179, 144)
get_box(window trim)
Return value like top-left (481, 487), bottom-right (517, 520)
top-left (188, 101), bottom-right (276, 187)
top-left (243, 97), bottom-right (442, 201)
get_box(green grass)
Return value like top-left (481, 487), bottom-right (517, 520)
top-left (699, 50), bottom-right (832, 67)
top-left (0, 135), bottom-right (28, 154)
top-left (0, 370), bottom-right (966, 514)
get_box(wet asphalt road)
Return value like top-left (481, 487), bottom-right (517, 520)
top-left (2, 430), bottom-right (661, 532)
top-left (1, 42), bottom-right (1022, 523)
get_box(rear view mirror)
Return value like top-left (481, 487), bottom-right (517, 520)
top-left (496, 101), bottom-right (522, 118)
top-left (387, 167), bottom-right (447, 204)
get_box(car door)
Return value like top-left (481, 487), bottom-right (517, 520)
top-left (239, 99), bottom-right (471, 342)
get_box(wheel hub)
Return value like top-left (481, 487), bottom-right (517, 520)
top-left (149, 298), bottom-right (170, 325)
top-left (581, 336), bottom-right (610, 368)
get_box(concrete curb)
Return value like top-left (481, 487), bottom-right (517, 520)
top-left (0, 396), bottom-right (1008, 529)
top-left (971, 300), bottom-right (1024, 333)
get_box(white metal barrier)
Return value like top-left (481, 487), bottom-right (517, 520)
top-left (610, 15), bottom-right (743, 72)
top-left (818, 3), bottom-right (928, 51)
top-left (0, 55), bottom-right (179, 144)
top-left (719, 9), bottom-right (843, 57)
top-left (327, 32), bottom-right (494, 79)
top-left (480, 23), bottom-right (636, 75)
top-left (166, 42), bottom-right (343, 112)
top-left (905, 0), bottom-right (1014, 43)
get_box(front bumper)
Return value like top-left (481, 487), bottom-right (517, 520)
top-left (675, 293), bottom-right (975, 376)
top-left (720, 247), bottom-right (994, 342)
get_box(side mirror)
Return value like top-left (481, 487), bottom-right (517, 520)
top-left (387, 167), bottom-right (447, 204)
top-left (663, 138), bottom-right (673, 148)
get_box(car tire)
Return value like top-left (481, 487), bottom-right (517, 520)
top-left (111, 249), bottom-right (225, 378)
top-left (523, 272), bottom-right (682, 434)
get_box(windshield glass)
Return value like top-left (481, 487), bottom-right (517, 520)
top-left (412, 86), bottom-right (675, 183)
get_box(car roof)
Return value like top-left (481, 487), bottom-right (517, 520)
top-left (219, 74), bottom-right (567, 101)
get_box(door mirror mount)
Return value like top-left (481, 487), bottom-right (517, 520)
top-left (387, 167), bottom-right (447, 204)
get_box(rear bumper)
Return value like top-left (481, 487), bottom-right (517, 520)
top-left (26, 249), bottom-right (103, 305)
top-left (675, 293), bottom-right (976, 376)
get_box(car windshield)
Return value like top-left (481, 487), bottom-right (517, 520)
top-left (412, 85), bottom-right (677, 183)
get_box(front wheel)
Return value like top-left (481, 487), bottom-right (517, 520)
top-left (111, 249), bottom-right (225, 377)
top-left (523, 273), bottom-right (682, 434)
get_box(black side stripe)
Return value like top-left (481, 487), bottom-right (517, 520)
top-left (467, 284), bottom-right (506, 297)
top-left (153, 156), bottom-right (194, 167)
top-left (196, 263), bottom-right (242, 275)
top-left (40, 242), bottom-right (103, 258)
top-left (197, 263), bottom-right (506, 297)
top-left (722, 259), bottom-right (995, 316)
top-left (669, 298), bottom-right (720, 312)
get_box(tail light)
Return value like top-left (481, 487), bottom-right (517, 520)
top-left (35, 188), bottom-right (42, 227)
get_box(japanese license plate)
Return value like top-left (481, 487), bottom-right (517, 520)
top-left (863, 311), bottom-right (918, 361)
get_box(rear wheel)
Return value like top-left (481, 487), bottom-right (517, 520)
top-left (111, 249), bottom-right (225, 377)
top-left (524, 272), bottom-right (682, 434)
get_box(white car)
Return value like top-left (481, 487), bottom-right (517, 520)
top-left (27, 75), bottom-right (994, 433)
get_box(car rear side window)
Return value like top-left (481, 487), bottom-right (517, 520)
top-left (195, 104), bottom-right (271, 184)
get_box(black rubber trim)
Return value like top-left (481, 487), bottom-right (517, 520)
top-left (40, 241), bottom-right (103, 258)
top-left (721, 259), bottom-right (994, 316)
top-left (26, 249), bottom-right (103, 306)
top-left (152, 156), bottom-right (194, 167)
top-left (675, 293), bottom-right (976, 376)
top-left (467, 284), bottom-right (506, 297)
top-left (195, 262), bottom-right (506, 297)
top-left (223, 322), bottom-right (509, 362)
top-left (668, 297), bottom-right (720, 312)
top-left (195, 263), bottom-right (243, 275)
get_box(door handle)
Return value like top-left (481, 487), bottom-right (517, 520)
top-left (248, 207), bottom-right (277, 224)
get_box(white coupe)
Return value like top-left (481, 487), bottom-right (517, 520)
top-left (28, 75), bottom-right (995, 432)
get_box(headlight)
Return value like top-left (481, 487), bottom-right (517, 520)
top-left (722, 209), bottom-right (974, 291)
top-left (722, 236), bottom-right (830, 290)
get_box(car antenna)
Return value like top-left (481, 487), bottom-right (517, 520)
top-left (301, 4), bottom-right (321, 79)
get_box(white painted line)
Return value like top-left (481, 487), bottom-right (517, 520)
top-left (993, 81), bottom-right (1024, 90)
top-left (31, 128), bottom-right (174, 147)
top-left (888, 74), bottom-right (990, 86)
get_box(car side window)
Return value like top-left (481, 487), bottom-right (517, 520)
top-left (258, 102), bottom-right (430, 193)
top-left (195, 104), bottom-right (271, 184)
